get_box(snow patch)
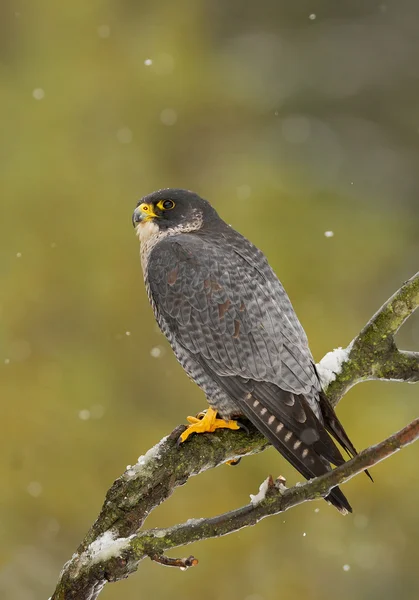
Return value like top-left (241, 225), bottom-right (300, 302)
top-left (88, 531), bottom-right (134, 564)
top-left (249, 477), bottom-right (270, 506)
top-left (316, 346), bottom-right (351, 388)
top-left (124, 436), bottom-right (169, 479)
top-left (140, 436), bottom-right (167, 462)
top-left (184, 518), bottom-right (203, 527)
top-left (69, 530), bottom-right (135, 577)
top-left (153, 529), bottom-right (167, 538)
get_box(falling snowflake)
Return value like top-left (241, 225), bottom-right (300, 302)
top-left (90, 404), bottom-right (105, 419)
top-left (236, 185), bottom-right (251, 201)
top-left (27, 481), bottom-right (43, 497)
top-left (32, 88), bottom-right (45, 100)
top-left (150, 347), bottom-right (162, 358)
top-left (160, 108), bottom-right (178, 126)
top-left (97, 25), bottom-right (110, 38)
top-left (116, 127), bottom-right (133, 144)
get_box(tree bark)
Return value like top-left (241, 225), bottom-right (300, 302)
top-left (51, 272), bottom-right (419, 600)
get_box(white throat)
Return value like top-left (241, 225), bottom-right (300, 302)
top-left (135, 220), bottom-right (160, 245)
top-left (135, 209), bottom-right (204, 275)
top-left (135, 220), bottom-right (162, 275)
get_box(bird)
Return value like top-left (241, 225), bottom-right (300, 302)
top-left (132, 188), bottom-right (363, 514)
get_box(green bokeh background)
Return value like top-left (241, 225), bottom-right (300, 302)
top-left (1, 1), bottom-right (418, 599)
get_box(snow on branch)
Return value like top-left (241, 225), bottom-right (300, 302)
top-left (51, 272), bottom-right (419, 600)
top-left (324, 271), bottom-right (419, 405)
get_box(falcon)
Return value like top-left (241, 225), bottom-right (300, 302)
top-left (132, 188), bottom-right (362, 513)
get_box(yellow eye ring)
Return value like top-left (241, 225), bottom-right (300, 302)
top-left (157, 199), bottom-right (175, 210)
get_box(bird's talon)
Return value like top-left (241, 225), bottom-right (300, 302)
top-left (178, 407), bottom-right (240, 444)
top-left (186, 416), bottom-right (200, 424)
top-left (237, 420), bottom-right (250, 434)
top-left (226, 458), bottom-right (242, 466)
top-left (176, 432), bottom-right (185, 448)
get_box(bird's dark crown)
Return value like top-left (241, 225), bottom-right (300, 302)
top-left (132, 188), bottom-right (220, 230)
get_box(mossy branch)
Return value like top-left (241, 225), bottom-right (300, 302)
top-left (51, 272), bottom-right (419, 600)
top-left (325, 271), bottom-right (419, 405)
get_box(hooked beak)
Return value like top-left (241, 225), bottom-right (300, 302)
top-left (132, 203), bottom-right (159, 226)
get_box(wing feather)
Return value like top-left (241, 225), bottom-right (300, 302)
top-left (148, 234), bottom-right (315, 391)
top-left (147, 231), bottom-right (359, 511)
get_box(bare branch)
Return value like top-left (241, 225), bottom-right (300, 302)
top-left (52, 418), bottom-right (419, 599)
top-left (321, 271), bottom-right (419, 405)
top-left (138, 416), bottom-right (419, 553)
top-left (50, 273), bottom-right (419, 600)
top-left (150, 554), bottom-right (198, 569)
top-left (79, 424), bottom-right (268, 550)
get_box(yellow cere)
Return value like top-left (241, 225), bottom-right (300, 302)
top-left (139, 203), bottom-right (158, 220)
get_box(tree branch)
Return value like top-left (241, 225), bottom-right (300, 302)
top-left (322, 271), bottom-right (419, 405)
top-left (51, 272), bottom-right (419, 600)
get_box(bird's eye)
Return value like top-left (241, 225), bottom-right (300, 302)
top-left (157, 199), bottom-right (175, 211)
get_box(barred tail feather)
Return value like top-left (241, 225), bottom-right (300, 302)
top-left (319, 392), bottom-right (373, 483)
top-left (239, 392), bottom-right (352, 514)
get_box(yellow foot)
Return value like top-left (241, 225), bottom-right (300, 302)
top-left (226, 458), bottom-right (242, 466)
top-left (178, 407), bottom-right (240, 444)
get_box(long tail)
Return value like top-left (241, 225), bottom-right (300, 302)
top-left (197, 360), bottom-right (355, 514)
top-left (318, 392), bottom-right (373, 482)
top-left (236, 384), bottom-right (353, 514)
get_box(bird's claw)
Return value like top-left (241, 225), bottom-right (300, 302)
top-left (226, 458), bottom-right (242, 466)
top-left (236, 420), bottom-right (250, 434)
top-left (177, 407), bottom-right (240, 445)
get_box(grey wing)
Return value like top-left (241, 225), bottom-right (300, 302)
top-left (147, 233), bottom-right (354, 513)
top-left (147, 233), bottom-right (319, 396)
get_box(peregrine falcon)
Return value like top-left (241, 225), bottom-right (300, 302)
top-left (133, 188), bottom-right (361, 514)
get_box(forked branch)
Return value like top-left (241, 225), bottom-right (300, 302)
top-left (323, 271), bottom-right (419, 405)
top-left (51, 272), bottom-right (419, 600)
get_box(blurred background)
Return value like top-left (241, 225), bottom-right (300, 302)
top-left (1, 1), bottom-right (418, 599)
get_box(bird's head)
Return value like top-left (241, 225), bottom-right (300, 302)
top-left (132, 188), bottom-right (219, 240)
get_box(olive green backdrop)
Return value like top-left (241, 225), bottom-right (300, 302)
top-left (1, 1), bottom-right (418, 599)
